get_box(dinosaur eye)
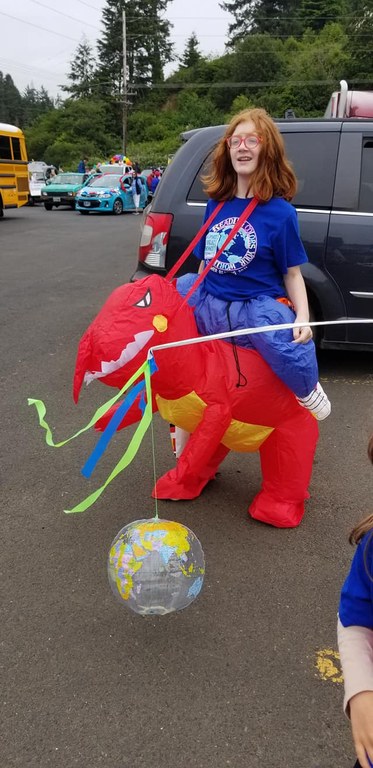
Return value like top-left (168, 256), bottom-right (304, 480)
top-left (135, 289), bottom-right (151, 308)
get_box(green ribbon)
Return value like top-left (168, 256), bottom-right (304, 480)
top-left (28, 359), bottom-right (153, 514)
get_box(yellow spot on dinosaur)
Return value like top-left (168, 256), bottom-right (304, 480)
top-left (153, 314), bottom-right (168, 332)
top-left (315, 649), bottom-right (343, 683)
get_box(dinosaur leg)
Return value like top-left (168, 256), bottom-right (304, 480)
top-left (249, 410), bottom-right (319, 528)
top-left (153, 405), bottom-right (231, 500)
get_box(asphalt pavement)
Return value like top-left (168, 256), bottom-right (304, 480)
top-left (1, 204), bottom-right (373, 768)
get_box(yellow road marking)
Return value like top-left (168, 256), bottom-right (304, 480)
top-left (315, 649), bottom-right (343, 683)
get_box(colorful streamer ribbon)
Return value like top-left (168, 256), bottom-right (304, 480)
top-left (28, 355), bottom-right (157, 514)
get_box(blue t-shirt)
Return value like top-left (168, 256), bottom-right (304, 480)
top-left (339, 532), bottom-right (373, 629)
top-left (194, 197), bottom-right (308, 301)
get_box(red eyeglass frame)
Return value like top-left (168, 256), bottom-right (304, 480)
top-left (226, 135), bottom-right (263, 150)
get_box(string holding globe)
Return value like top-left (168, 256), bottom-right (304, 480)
top-left (108, 518), bottom-right (205, 616)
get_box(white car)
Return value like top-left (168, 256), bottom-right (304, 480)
top-left (28, 171), bottom-right (46, 205)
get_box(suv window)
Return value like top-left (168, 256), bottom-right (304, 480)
top-left (358, 139), bottom-right (373, 213)
top-left (283, 132), bottom-right (339, 208)
top-left (187, 131), bottom-right (339, 209)
top-left (187, 155), bottom-right (213, 203)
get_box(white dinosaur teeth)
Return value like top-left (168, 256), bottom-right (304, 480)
top-left (83, 329), bottom-right (154, 385)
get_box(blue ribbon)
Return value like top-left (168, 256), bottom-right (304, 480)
top-left (80, 354), bottom-right (158, 479)
top-left (81, 381), bottom-right (145, 479)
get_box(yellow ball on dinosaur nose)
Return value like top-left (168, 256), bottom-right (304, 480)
top-left (152, 314), bottom-right (168, 332)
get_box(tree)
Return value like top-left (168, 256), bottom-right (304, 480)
top-left (22, 85), bottom-right (54, 127)
top-left (25, 98), bottom-right (121, 168)
top-left (97, 0), bottom-right (174, 102)
top-left (252, 0), bottom-right (301, 36)
top-left (230, 33), bottom-right (285, 91)
top-left (0, 72), bottom-right (23, 124)
top-left (345, 1), bottom-right (373, 84)
top-left (299, 0), bottom-right (348, 32)
top-left (220, 0), bottom-right (302, 44)
top-left (61, 38), bottom-right (96, 99)
top-left (281, 23), bottom-right (349, 115)
top-left (179, 33), bottom-right (202, 68)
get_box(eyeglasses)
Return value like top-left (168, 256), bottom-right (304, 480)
top-left (226, 134), bottom-right (262, 150)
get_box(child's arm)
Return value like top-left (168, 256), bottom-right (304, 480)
top-left (338, 533), bottom-right (373, 768)
top-left (283, 266), bottom-right (312, 344)
top-left (338, 620), bottom-right (373, 768)
top-left (337, 619), bottom-right (373, 715)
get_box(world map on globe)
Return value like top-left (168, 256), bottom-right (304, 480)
top-left (108, 518), bottom-right (205, 615)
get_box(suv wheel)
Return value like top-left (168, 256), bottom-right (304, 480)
top-left (44, 203), bottom-right (53, 211)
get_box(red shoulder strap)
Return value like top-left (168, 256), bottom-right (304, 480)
top-left (166, 201), bottom-right (225, 282)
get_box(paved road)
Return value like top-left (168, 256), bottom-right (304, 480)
top-left (1, 205), bottom-right (372, 768)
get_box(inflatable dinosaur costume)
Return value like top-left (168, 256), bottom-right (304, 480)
top-left (73, 275), bottom-right (318, 528)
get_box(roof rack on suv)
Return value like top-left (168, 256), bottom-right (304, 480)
top-left (324, 79), bottom-right (373, 118)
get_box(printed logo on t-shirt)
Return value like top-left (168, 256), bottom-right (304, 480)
top-left (205, 217), bottom-right (257, 273)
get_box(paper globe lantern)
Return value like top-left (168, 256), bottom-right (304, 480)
top-left (108, 518), bottom-right (205, 615)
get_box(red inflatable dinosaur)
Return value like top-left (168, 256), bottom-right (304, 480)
top-left (73, 275), bottom-right (318, 528)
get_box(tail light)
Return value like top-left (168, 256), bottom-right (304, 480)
top-left (139, 211), bottom-right (173, 270)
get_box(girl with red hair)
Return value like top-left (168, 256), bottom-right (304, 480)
top-left (180, 107), bottom-right (330, 419)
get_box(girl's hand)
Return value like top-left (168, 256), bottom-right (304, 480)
top-left (292, 318), bottom-right (313, 344)
top-left (350, 691), bottom-right (373, 768)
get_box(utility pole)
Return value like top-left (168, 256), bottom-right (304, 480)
top-left (122, 8), bottom-right (127, 157)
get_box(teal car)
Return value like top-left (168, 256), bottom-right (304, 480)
top-left (41, 172), bottom-right (93, 211)
top-left (75, 173), bottom-right (148, 215)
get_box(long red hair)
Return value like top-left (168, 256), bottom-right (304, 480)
top-left (202, 108), bottom-right (297, 202)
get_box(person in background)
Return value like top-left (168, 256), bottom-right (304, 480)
top-left (147, 168), bottom-right (156, 189)
top-left (338, 434), bottom-right (373, 768)
top-left (133, 160), bottom-right (141, 174)
top-left (131, 172), bottom-right (144, 215)
top-left (150, 172), bottom-right (160, 196)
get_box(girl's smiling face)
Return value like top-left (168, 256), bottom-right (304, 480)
top-left (228, 119), bottom-right (262, 191)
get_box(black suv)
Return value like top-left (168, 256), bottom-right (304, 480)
top-left (132, 118), bottom-right (373, 351)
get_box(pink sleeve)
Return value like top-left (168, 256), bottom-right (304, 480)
top-left (337, 617), bottom-right (373, 716)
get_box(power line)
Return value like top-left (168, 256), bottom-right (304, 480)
top-left (75, 0), bottom-right (103, 9)
top-left (0, 56), bottom-right (65, 77)
top-left (26, 0), bottom-right (100, 31)
top-left (129, 78), bottom-right (373, 89)
top-left (0, 11), bottom-right (82, 42)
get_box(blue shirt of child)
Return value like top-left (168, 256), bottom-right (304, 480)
top-left (194, 197), bottom-right (308, 302)
top-left (339, 532), bottom-right (373, 628)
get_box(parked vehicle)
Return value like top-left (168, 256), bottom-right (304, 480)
top-left (75, 173), bottom-right (148, 215)
top-left (28, 170), bottom-right (46, 205)
top-left (41, 172), bottom-right (91, 210)
top-left (97, 163), bottom-right (132, 176)
top-left (0, 122), bottom-right (29, 217)
top-left (132, 83), bottom-right (373, 351)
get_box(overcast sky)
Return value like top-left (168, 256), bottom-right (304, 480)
top-left (0, 0), bottom-right (232, 98)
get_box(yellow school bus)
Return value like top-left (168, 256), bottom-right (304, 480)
top-left (0, 123), bottom-right (29, 218)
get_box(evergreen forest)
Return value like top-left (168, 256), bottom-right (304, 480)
top-left (1, 0), bottom-right (373, 169)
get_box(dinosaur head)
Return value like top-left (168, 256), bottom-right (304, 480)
top-left (73, 274), bottom-right (198, 402)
